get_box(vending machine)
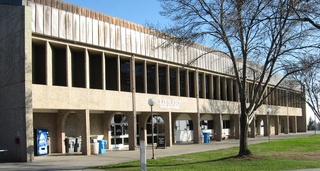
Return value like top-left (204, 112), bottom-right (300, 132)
top-left (34, 129), bottom-right (48, 156)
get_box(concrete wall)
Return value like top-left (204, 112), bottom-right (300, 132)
top-left (0, 5), bottom-right (33, 162)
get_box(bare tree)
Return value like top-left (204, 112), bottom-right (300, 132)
top-left (156, 0), bottom-right (319, 157)
top-left (289, 57), bottom-right (320, 121)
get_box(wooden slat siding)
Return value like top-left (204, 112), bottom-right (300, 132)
top-left (66, 12), bottom-right (73, 40)
top-left (51, 8), bottom-right (58, 37)
top-left (109, 24), bottom-right (115, 49)
top-left (28, 0), bottom-right (235, 75)
top-left (135, 31), bottom-right (141, 55)
top-left (79, 15), bottom-right (86, 43)
top-left (130, 29), bottom-right (136, 54)
top-left (149, 34), bottom-right (154, 57)
top-left (98, 20), bottom-right (105, 47)
top-left (73, 13), bottom-right (80, 42)
top-left (44, 5), bottom-right (51, 35)
top-left (92, 19), bottom-right (99, 46)
top-left (120, 26), bottom-right (126, 52)
top-left (35, 3), bottom-right (43, 34)
top-left (115, 25), bottom-right (121, 50)
top-left (125, 28), bottom-right (132, 53)
top-left (86, 17), bottom-right (92, 44)
top-left (58, 10), bottom-right (66, 39)
top-left (29, 2), bottom-right (35, 32)
top-left (104, 22), bottom-right (110, 48)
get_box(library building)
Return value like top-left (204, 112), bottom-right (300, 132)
top-left (0, 0), bottom-right (306, 162)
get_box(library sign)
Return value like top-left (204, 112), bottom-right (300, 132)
top-left (158, 99), bottom-right (181, 109)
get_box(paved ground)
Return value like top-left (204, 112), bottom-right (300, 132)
top-left (0, 132), bottom-right (318, 171)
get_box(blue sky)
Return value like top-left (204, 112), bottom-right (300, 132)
top-left (63, 0), bottom-right (170, 26)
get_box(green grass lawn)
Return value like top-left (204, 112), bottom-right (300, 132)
top-left (93, 135), bottom-right (320, 171)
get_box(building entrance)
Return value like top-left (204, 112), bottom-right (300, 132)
top-left (110, 115), bottom-right (129, 149)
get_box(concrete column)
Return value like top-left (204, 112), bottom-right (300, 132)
top-left (117, 55), bottom-right (121, 91)
top-left (171, 113), bottom-right (179, 144)
top-left (144, 61), bottom-right (147, 93)
top-left (191, 113), bottom-right (201, 144)
top-left (230, 115), bottom-right (240, 139)
top-left (166, 65), bottom-right (170, 95)
top-left (156, 63), bottom-right (159, 94)
top-left (85, 49), bottom-right (90, 88)
top-left (275, 115), bottom-right (280, 135)
top-left (264, 117), bottom-right (268, 136)
top-left (213, 114), bottom-right (223, 141)
top-left (127, 112), bottom-right (137, 150)
top-left (78, 110), bottom-right (91, 155)
top-left (56, 110), bottom-right (69, 153)
top-left (292, 116), bottom-right (298, 133)
top-left (102, 53), bottom-right (106, 90)
top-left (46, 41), bottom-right (52, 86)
top-left (66, 45), bottom-right (72, 87)
top-left (162, 112), bottom-right (172, 147)
top-left (284, 116), bottom-right (290, 134)
top-left (103, 113), bottom-right (112, 149)
top-left (249, 116), bottom-right (256, 138)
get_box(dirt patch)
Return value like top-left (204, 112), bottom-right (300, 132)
top-left (265, 152), bottom-right (320, 160)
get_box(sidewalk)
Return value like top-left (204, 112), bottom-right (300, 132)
top-left (0, 132), bottom-right (315, 171)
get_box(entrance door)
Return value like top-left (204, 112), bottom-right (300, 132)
top-left (110, 115), bottom-right (129, 149)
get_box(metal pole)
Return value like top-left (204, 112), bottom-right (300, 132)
top-left (151, 106), bottom-right (156, 159)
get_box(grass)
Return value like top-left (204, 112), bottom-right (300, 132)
top-left (93, 135), bottom-right (320, 171)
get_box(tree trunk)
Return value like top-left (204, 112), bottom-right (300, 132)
top-left (238, 104), bottom-right (251, 156)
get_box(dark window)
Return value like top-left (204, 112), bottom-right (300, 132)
top-left (159, 65), bottom-right (167, 95)
top-left (189, 71), bottom-right (195, 97)
top-left (213, 76), bottom-right (218, 100)
top-left (89, 52), bottom-right (102, 89)
top-left (32, 42), bottom-right (46, 84)
top-left (71, 48), bottom-right (85, 88)
top-left (205, 75), bottom-right (210, 99)
top-left (120, 58), bottom-right (131, 92)
top-left (105, 55), bottom-right (118, 91)
top-left (51, 44), bottom-right (67, 86)
top-left (223, 120), bottom-right (230, 129)
top-left (135, 61), bottom-right (145, 93)
top-left (147, 63), bottom-right (156, 94)
top-left (180, 70), bottom-right (186, 97)
top-left (170, 68), bottom-right (177, 96)
top-left (199, 73), bottom-right (203, 98)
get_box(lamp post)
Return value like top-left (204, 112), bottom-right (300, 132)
top-left (148, 98), bottom-right (156, 159)
top-left (267, 108), bottom-right (271, 142)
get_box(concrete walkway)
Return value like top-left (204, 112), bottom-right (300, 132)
top-left (0, 132), bottom-right (316, 171)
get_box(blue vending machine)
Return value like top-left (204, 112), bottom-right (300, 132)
top-left (34, 129), bottom-right (48, 156)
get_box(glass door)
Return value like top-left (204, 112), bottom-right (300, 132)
top-left (110, 115), bottom-right (129, 149)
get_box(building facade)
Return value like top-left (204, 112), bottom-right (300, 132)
top-left (0, 0), bottom-right (306, 162)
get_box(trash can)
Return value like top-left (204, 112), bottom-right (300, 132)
top-left (75, 137), bottom-right (82, 152)
top-left (65, 137), bottom-right (76, 153)
top-left (98, 140), bottom-right (107, 154)
top-left (203, 133), bottom-right (210, 143)
top-left (91, 139), bottom-right (99, 155)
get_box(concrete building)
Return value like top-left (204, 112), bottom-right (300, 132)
top-left (0, 0), bottom-right (306, 162)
